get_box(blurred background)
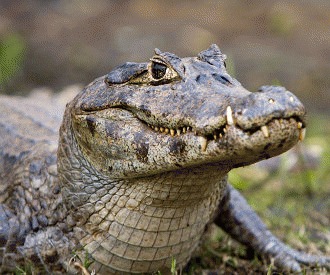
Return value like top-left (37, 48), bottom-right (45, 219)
top-left (0, 0), bottom-right (329, 115)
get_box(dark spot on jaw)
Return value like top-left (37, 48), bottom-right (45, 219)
top-left (134, 132), bottom-right (149, 163)
top-left (136, 143), bottom-right (149, 163)
top-left (86, 116), bottom-right (96, 136)
top-left (169, 140), bottom-right (186, 155)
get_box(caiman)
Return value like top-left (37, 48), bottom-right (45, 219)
top-left (0, 44), bottom-right (329, 274)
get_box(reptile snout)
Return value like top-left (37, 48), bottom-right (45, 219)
top-left (257, 85), bottom-right (303, 108)
top-left (235, 85), bottom-right (306, 130)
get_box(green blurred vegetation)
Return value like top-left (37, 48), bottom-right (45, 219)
top-left (0, 33), bottom-right (26, 86)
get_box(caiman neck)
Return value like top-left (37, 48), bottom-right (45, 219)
top-left (58, 111), bottom-right (229, 272)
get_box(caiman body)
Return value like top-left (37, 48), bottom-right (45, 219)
top-left (0, 45), bottom-right (329, 274)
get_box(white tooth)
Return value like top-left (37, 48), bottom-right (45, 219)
top-left (177, 129), bottom-right (181, 136)
top-left (160, 127), bottom-right (164, 132)
top-left (182, 127), bottom-right (186, 133)
top-left (261, 125), bottom-right (269, 138)
top-left (213, 134), bottom-right (217, 140)
top-left (164, 128), bottom-right (169, 134)
top-left (299, 128), bottom-right (306, 141)
top-left (170, 129), bottom-right (175, 136)
top-left (219, 133), bottom-right (223, 138)
top-left (297, 122), bottom-right (303, 129)
top-left (226, 106), bottom-right (234, 125)
top-left (154, 126), bottom-right (159, 131)
top-left (199, 136), bottom-right (208, 152)
top-left (187, 127), bottom-right (190, 131)
top-left (223, 128), bottom-right (227, 133)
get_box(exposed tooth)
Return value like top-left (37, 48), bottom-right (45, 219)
top-left (223, 128), bottom-right (227, 133)
top-left (177, 129), bottom-right (181, 136)
top-left (226, 106), bottom-right (234, 125)
top-left (219, 133), bottom-right (223, 138)
top-left (160, 127), bottom-right (164, 132)
top-left (299, 128), bottom-right (306, 141)
top-left (213, 134), bottom-right (217, 140)
top-left (261, 125), bottom-right (269, 138)
top-left (187, 127), bottom-right (190, 131)
top-left (199, 136), bottom-right (208, 152)
top-left (170, 129), bottom-right (175, 136)
top-left (182, 127), bottom-right (186, 133)
top-left (154, 126), bottom-right (159, 131)
top-left (165, 128), bottom-right (169, 134)
top-left (151, 125), bottom-right (155, 129)
top-left (297, 122), bottom-right (303, 129)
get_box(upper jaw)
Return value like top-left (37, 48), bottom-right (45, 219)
top-left (135, 86), bottom-right (306, 154)
top-left (133, 87), bottom-right (306, 137)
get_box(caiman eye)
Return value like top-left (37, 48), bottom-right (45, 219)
top-left (151, 62), bottom-right (167, 79)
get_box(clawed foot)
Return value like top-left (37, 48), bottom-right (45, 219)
top-left (262, 239), bottom-right (330, 272)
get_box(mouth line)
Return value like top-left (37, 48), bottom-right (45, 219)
top-left (144, 116), bottom-right (306, 151)
top-left (81, 106), bottom-right (305, 152)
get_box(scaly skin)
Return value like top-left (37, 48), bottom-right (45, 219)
top-left (0, 45), bottom-right (329, 274)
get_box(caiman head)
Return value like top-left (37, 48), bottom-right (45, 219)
top-left (68, 44), bottom-right (306, 179)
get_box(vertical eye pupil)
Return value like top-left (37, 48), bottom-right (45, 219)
top-left (151, 62), bottom-right (167, 79)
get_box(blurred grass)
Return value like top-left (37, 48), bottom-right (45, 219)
top-left (0, 33), bottom-right (26, 86)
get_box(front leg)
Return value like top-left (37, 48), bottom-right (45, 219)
top-left (0, 204), bottom-right (25, 273)
top-left (0, 203), bottom-right (72, 273)
top-left (214, 184), bottom-right (330, 272)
